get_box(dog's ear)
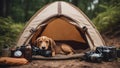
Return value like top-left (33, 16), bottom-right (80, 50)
top-left (49, 38), bottom-right (56, 46)
top-left (49, 38), bottom-right (56, 51)
top-left (34, 40), bottom-right (37, 46)
top-left (34, 38), bottom-right (39, 46)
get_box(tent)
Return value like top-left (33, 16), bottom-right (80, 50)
top-left (16, 1), bottom-right (105, 51)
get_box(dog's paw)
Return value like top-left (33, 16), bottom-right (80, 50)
top-left (67, 52), bottom-right (74, 55)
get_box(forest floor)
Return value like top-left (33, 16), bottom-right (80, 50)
top-left (7, 34), bottom-right (120, 68)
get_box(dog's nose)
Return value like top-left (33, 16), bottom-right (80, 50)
top-left (42, 47), bottom-right (45, 49)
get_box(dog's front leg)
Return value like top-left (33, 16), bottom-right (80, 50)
top-left (52, 51), bottom-right (55, 57)
top-left (51, 47), bottom-right (56, 57)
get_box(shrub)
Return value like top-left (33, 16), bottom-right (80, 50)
top-left (93, 7), bottom-right (120, 32)
top-left (0, 17), bottom-right (24, 51)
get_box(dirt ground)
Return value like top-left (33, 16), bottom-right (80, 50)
top-left (1, 34), bottom-right (120, 68)
top-left (9, 59), bottom-right (120, 68)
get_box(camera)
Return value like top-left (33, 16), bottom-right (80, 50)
top-left (84, 46), bottom-right (117, 62)
top-left (11, 45), bottom-right (32, 61)
top-left (96, 46), bottom-right (117, 61)
top-left (32, 46), bottom-right (52, 57)
top-left (84, 51), bottom-right (103, 63)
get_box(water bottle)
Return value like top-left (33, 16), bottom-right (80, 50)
top-left (2, 45), bottom-right (10, 57)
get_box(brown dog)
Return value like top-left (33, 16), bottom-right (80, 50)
top-left (36, 36), bottom-right (75, 56)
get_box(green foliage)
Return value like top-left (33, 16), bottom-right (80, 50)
top-left (1, 0), bottom-right (95, 22)
top-left (8, 0), bottom-right (68, 22)
top-left (93, 6), bottom-right (120, 32)
top-left (0, 17), bottom-right (24, 50)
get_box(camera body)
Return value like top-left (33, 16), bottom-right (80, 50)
top-left (84, 46), bottom-right (117, 62)
top-left (84, 51), bottom-right (103, 62)
top-left (96, 46), bottom-right (117, 61)
top-left (11, 45), bottom-right (32, 61)
top-left (32, 46), bottom-right (52, 57)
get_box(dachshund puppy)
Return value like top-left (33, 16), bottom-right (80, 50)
top-left (36, 36), bottom-right (75, 56)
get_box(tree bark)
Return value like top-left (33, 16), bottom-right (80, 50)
top-left (24, 0), bottom-right (29, 21)
top-left (0, 0), bottom-right (11, 17)
top-left (72, 0), bottom-right (78, 6)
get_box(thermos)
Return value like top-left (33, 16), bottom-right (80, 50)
top-left (2, 45), bottom-right (11, 57)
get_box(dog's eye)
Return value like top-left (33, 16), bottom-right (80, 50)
top-left (39, 41), bottom-right (42, 43)
top-left (46, 41), bottom-right (49, 43)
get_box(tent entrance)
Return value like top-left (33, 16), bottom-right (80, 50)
top-left (31, 17), bottom-right (89, 50)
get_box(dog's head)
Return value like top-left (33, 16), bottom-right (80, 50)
top-left (36, 36), bottom-right (56, 50)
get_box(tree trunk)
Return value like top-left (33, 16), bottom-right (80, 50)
top-left (0, 0), bottom-right (11, 17)
top-left (24, 0), bottom-right (29, 21)
top-left (71, 0), bottom-right (78, 6)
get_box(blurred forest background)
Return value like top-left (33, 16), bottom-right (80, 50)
top-left (0, 0), bottom-right (120, 51)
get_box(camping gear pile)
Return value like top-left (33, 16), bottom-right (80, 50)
top-left (0, 1), bottom-right (120, 65)
top-left (0, 45), bottom-right (29, 65)
top-left (1, 45), bottom-right (120, 65)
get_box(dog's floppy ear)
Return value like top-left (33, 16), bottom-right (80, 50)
top-left (34, 38), bottom-right (39, 46)
top-left (34, 40), bottom-right (37, 46)
top-left (49, 38), bottom-right (56, 51)
top-left (49, 38), bottom-right (56, 46)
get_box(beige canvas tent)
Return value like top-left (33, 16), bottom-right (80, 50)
top-left (17, 1), bottom-right (105, 50)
